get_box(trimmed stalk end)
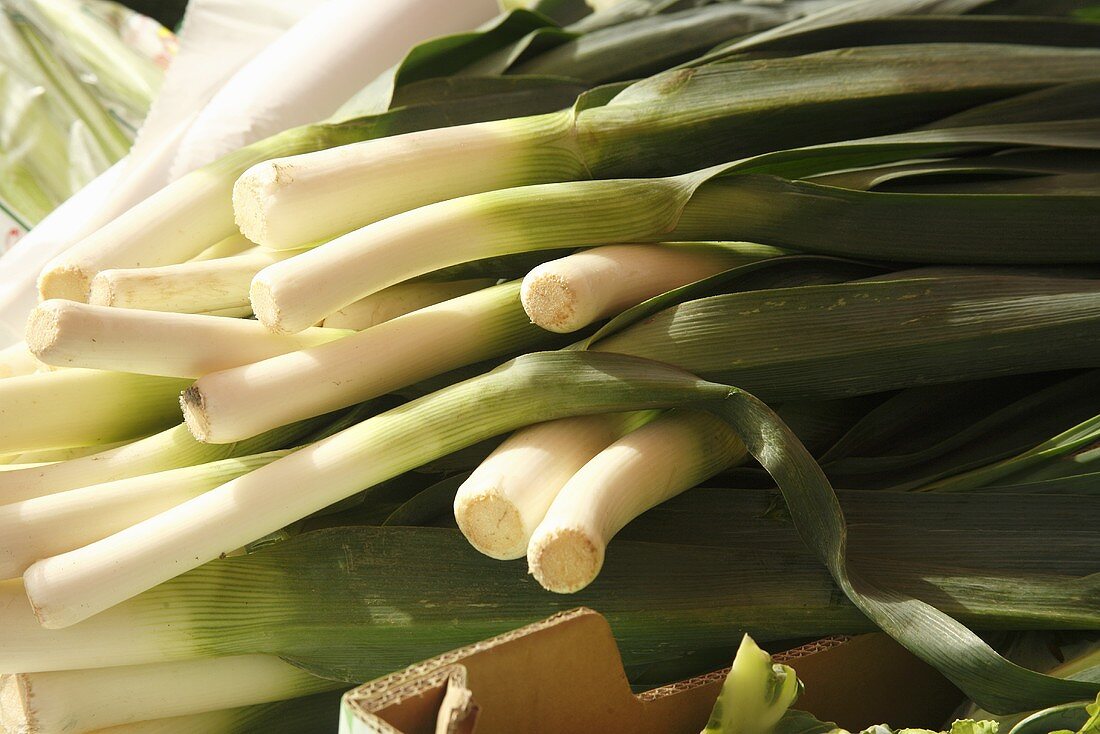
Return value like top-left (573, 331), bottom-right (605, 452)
top-left (24, 302), bottom-right (63, 361)
top-left (23, 561), bottom-right (75, 630)
top-left (37, 265), bottom-right (90, 303)
top-left (454, 490), bottom-right (528, 561)
top-left (180, 386), bottom-right (213, 443)
top-left (0, 673), bottom-right (36, 734)
top-left (87, 273), bottom-right (117, 306)
top-left (249, 275), bottom-right (294, 335)
top-left (520, 271), bottom-right (581, 334)
top-left (233, 162), bottom-right (282, 246)
top-left (527, 526), bottom-right (604, 594)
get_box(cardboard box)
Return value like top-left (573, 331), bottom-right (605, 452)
top-left (339, 607), bottom-right (962, 734)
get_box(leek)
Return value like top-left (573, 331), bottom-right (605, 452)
top-left (27, 300), bottom-right (352, 378)
top-left (520, 243), bottom-right (779, 333)
top-left (232, 110), bottom-right (585, 251)
top-left (527, 409), bottom-right (746, 593)
top-left (0, 415), bottom-right (330, 503)
top-left (88, 248), bottom-right (304, 314)
top-left (0, 369), bottom-right (187, 454)
top-left (0, 655), bottom-right (339, 734)
top-left (322, 279), bottom-right (496, 330)
top-left (453, 411), bottom-right (654, 560)
top-left (182, 281), bottom-right (554, 443)
top-left (9, 439), bottom-right (142, 466)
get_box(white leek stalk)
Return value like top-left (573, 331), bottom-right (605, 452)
top-left (182, 281), bottom-right (545, 443)
top-left (322, 278), bottom-right (495, 330)
top-left (0, 369), bottom-right (187, 454)
top-left (189, 235), bottom-right (257, 262)
top-left (22, 352), bottom-right (724, 628)
top-left (0, 655), bottom-right (338, 734)
top-left (528, 409), bottom-right (745, 593)
top-left (520, 243), bottom-right (779, 333)
top-left (453, 412), bottom-right (654, 560)
top-left (233, 111), bottom-right (583, 250)
top-left (0, 417), bottom-right (325, 503)
top-left (89, 247), bottom-right (304, 314)
top-left (9, 439), bottom-right (141, 465)
top-left (28, 300), bottom-right (351, 378)
top-left (0, 341), bottom-right (40, 378)
top-left (0, 451), bottom-right (286, 579)
top-left (36, 171), bottom-right (241, 302)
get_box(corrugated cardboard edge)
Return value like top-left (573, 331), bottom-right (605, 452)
top-left (345, 607), bottom-right (593, 716)
top-left (637, 636), bottom-right (850, 703)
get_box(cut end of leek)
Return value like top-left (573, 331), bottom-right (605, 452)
top-left (233, 162), bottom-right (283, 246)
top-left (87, 272), bottom-right (118, 306)
top-left (38, 265), bottom-right (91, 303)
top-left (0, 674), bottom-right (34, 734)
top-left (527, 526), bottom-right (604, 594)
top-left (520, 271), bottom-right (579, 334)
top-left (453, 490), bottom-right (527, 561)
top-left (22, 563), bottom-right (61, 629)
top-left (249, 276), bottom-right (288, 334)
top-left (24, 302), bottom-right (62, 361)
top-left (180, 388), bottom-right (213, 443)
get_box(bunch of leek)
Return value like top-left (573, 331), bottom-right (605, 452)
top-left (1, 1), bottom-right (1099, 730)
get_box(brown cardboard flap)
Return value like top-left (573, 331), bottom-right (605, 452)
top-left (342, 608), bottom-right (960, 734)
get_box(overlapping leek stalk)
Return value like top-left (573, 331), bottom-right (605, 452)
top-left (0, 451), bottom-right (287, 579)
top-left (322, 279), bottom-right (496, 330)
top-left (0, 655), bottom-right (339, 734)
top-left (181, 281), bottom-right (555, 443)
top-left (521, 243), bottom-right (779, 333)
top-left (88, 248), bottom-right (305, 314)
top-left (0, 413), bottom-right (331, 502)
top-left (27, 300), bottom-right (352, 378)
top-left (0, 369), bottom-right (187, 454)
